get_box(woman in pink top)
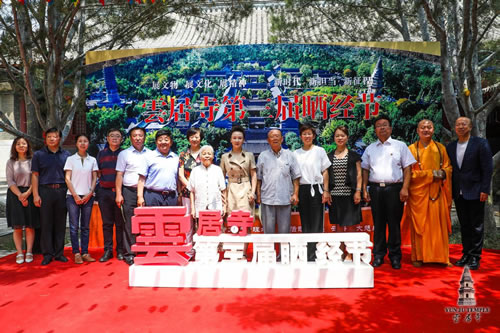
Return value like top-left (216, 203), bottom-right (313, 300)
top-left (6, 137), bottom-right (39, 264)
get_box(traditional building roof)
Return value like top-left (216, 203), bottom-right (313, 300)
top-left (132, 2), bottom-right (328, 48)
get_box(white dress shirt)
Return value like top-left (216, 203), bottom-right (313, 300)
top-left (456, 140), bottom-right (469, 169)
top-left (115, 146), bottom-right (150, 187)
top-left (361, 137), bottom-right (416, 183)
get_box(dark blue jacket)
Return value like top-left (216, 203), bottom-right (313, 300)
top-left (446, 136), bottom-right (493, 201)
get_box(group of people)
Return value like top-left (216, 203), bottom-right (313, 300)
top-left (6, 114), bottom-right (493, 270)
top-left (361, 115), bottom-right (492, 270)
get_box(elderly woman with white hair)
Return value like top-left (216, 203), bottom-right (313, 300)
top-left (188, 145), bottom-right (226, 218)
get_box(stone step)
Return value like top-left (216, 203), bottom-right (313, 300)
top-left (0, 180), bottom-right (7, 192)
top-left (0, 217), bottom-right (9, 237)
top-left (0, 218), bottom-right (14, 255)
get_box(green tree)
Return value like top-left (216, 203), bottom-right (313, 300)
top-left (270, 1), bottom-right (499, 140)
top-left (144, 131), bottom-right (157, 151)
top-left (285, 132), bottom-right (301, 151)
top-left (86, 107), bottom-right (127, 143)
top-left (257, 89), bottom-right (272, 99)
top-left (171, 128), bottom-right (189, 154)
top-left (271, 0), bottom-right (499, 235)
top-left (201, 126), bottom-right (229, 159)
top-left (356, 62), bottom-right (373, 77)
top-left (261, 103), bottom-right (275, 128)
top-left (245, 89), bottom-right (254, 99)
top-left (299, 64), bottom-right (312, 78)
top-left (0, 0), bottom-right (253, 145)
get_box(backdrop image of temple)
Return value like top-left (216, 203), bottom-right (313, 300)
top-left (85, 44), bottom-right (443, 157)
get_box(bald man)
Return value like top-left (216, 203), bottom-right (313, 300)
top-left (446, 117), bottom-right (492, 270)
top-left (407, 120), bottom-right (452, 267)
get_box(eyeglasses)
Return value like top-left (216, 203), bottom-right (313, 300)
top-left (108, 134), bottom-right (121, 138)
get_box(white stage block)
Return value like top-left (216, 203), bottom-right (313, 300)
top-left (129, 261), bottom-right (373, 288)
top-left (129, 233), bottom-right (373, 288)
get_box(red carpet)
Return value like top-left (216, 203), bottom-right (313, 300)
top-left (1, 245), bottom-right (499, 333)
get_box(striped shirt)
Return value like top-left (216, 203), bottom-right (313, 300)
top-left (96, 146), bottom-right (122, 189)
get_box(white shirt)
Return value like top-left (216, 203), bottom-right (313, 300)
top-left (456, 140), bottom-right (468, 169)
top-left (188, 164), bottom-right (226, 218)
top-left (256, 148), bottom-right (301, 205)
top-left (294, 145), bottom-right (331, 196)
top-left (64, 153), bottom-right (98, 196)
top-left (294, 145), bottom-right (331, 185)
top-left (116, 146), bottom-right (150, 187)
top-left (361, 137), bottom-right (416, 183)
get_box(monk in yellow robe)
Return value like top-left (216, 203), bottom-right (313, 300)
top-left (407, 119), bottom-right (452, 267)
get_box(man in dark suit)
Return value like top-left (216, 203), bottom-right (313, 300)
top-left (446, 117), bottom-right (493, 270)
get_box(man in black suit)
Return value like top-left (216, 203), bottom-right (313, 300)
top-left (446, 117), bottom-right (493, 270)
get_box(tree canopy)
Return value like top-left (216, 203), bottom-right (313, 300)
top-left (269, 0), bottom-right (499, 235)
top-left (0, 0), bottom-right (252, 145)
top-left (270, 0), bottom-right (499, 140)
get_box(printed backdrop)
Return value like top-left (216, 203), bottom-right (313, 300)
top-left (85, 42), bottom-right (442, 242)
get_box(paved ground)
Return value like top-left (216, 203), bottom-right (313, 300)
top-left (0, 218), bottom-right (16, 257)
top-left (0, 216), bottom-right (71, 258)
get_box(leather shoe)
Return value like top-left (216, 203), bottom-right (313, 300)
top-left (82, 254), bottom-right (96, 262)
top-left (74, 253), bottom-right (83, 264)
top-left (116, 253), bottom-right (125, 261)
top-left (124, 256), bottom-right (134, 266)
top-left (99, 250), bottom-right (113, 262)
top-left (372, 257), bottom-right (384, 267)
top-left (54, 255), bottom-right (69, 263)
top-left (391, 260), bottom-right (401, 269)
top-left (455, 255), bottom-right (470, 267)
top-left (41, 256), bottom-right (52, 266)
top-left (468, 257), bottom-right (480, 270)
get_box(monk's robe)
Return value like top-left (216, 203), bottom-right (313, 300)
top-left (407, 141), bottom-right (452, 264)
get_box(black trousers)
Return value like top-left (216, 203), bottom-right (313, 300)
top-left (97, 188), bottom-right (124, 253)
top-left (144, 189), bottom-right (177, 206)
top-left (369, 183), bottom-right (404, 262)
top-left (298, 184), bottom-right (324, 261)
top-left (455, 195), bottom-right (485, 259)
top-left (39, 186), bottom-right (67, 258)
top-left (122, 186), bottom-right (138, 258)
